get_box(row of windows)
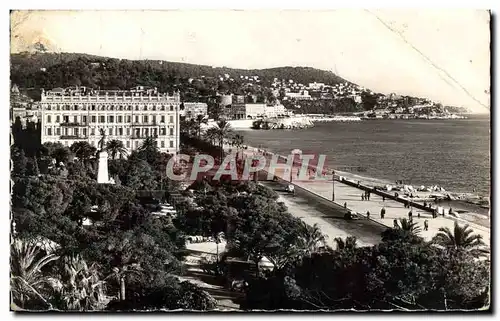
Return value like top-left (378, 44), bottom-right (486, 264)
top-left (46, 115), bottom-right (175, 124)
top-left (55, 139), bottom-right (175, 149)
top-left (44, 104), bottom-right (178, 112)
top-left (45, 127), bottom-right (175, 137)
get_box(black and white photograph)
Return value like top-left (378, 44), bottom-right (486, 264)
top-left (8, 9), bottom-right (491, 312)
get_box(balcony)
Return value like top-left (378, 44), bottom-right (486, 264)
top-left (60, 135), bottom-right (88, 140)
top-left (131, 134), bottom-right (159, 139)
top-left (131, 122), bottom-right (158, 127)
top-left (60, 122), bottom-right (87, 127)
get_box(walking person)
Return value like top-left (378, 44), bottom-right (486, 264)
top-left (424, 219), bottom-right (429, 231)
top-left (408, 210), bottom-right (413, 220)
top-left (366, 211), bottom-right (370, 220)
top-left (361, 194), bottom-right (365, 201)
top-left (417, 212), bottom-right (421, 219)
top-left (393, 219), bottom-right (399, 228)
top-left (367, 192), bottom-right (371, 201)
top-left (380, 207), bottom-right (386, 219)
top-left (344, 202), bottom-right (347, 209)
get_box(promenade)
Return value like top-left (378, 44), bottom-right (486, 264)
top-left (228, 145), bottom-right (490, 246)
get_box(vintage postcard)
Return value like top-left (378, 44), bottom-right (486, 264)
top-left (9, 10), bottom-right (491, 312)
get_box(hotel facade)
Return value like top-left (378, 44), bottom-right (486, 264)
top-left (40, 86), bottom-right (181, 156)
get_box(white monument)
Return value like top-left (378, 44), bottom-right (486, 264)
top-left (97, 128), bottom-right (112, 184)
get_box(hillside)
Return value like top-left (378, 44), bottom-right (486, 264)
top-left (10, 52), bottom-right (350, 94)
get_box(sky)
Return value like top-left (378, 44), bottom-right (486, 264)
top-left (10, 10), bottom-right (490, 113)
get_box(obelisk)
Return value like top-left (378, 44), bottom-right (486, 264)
top-left (97, 128), bottom-right (110, 184)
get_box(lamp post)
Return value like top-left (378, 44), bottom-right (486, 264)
top-left (331, 169), bottom-right (335, 201)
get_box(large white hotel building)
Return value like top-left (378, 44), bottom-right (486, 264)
top-left (40, 86), bottom-right (181, 156)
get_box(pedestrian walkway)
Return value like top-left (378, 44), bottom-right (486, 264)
top-left (232, 145), bottom-right (490, 245)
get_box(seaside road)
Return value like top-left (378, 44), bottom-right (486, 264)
top-left (226, 145), bottom-right (490, 248)
top-left (260, 181), bottom-right (383, 247)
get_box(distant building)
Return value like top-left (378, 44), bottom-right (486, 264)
top-left (308, 82), bottom-right (325, 90)
top-left (39, 86), bottom-right (181, 155)
top-left (285, 90), bottom-right (312, 100)
top-left (229, 103), bottom-right (289, 119)
top-left (181, 102), bottom-right (208, 119)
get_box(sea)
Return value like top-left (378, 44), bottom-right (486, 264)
top-left (237, 115), bottom-right (491, 199)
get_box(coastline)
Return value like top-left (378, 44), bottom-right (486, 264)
top-left (231, 143), bottom-right (490, 231)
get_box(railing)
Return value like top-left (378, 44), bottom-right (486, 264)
top-left (131, 134), bottom-right (159, 139)
top-left (59, 122), bottom-right (87, 127)
top-left (131, 122), bottom-right (158, 126)
top-left (60, 135), bottom-right (88, 140)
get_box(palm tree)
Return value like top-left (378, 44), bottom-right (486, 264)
top-left (204, 127), bottom-right (219, 146)
top-left (10, 238), bottom-right (60, 309)
top-left (106, 140), bottom-right (128, 160)
top-left (296, 222), bottom-right (326, 256)
top-left (231, 134), bottom-right (244, 160)
top-left (432, 221), bottom-right (489, 257)
top-left (70, 141), bottom-right (97, 164)
top-left (398, 218), bottom-right (422, 235)
top-left (334, 236), bottom-right (358, 251)
top-left (213, 120), bottom-right (233, 162)
top-left (49, 255), bottom-right (107, 311)
top-left (51, 146), bottom-right (72, 166)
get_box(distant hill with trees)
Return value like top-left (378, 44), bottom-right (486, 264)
top-left (10, 52), bottom-right (350, 97)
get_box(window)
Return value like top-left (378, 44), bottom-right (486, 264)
top-left (169, 116), bottom-right (174, 123)
top-left (91, 105), bottom-right (96, 111)
top-left (55, 115), bottom-right (60, 123)
top-left (152, 128), bottom-right (157, 136)
top-left (135, 116), bottom-right (139, 123)
top-left (127, 116), bottom-right (131, 123)
top-left (135, 105), bottom-right (139, 111)
top-left (64, 128), bottom-right (69, 135)
top-left (118, 128), bottom-right (123, 136)
top-left (126, 128), bottom-right (130, 136)
top-left (169, 128), bottom-right (174, 136)
top-left (169, 105), bottom-right (173, 111)
top-left (135, 141), bottom-right (138, 148)
top-left (74, 105), bottom-right (78, 110)
top-left (56, 128), bottom-right (60, 135)
top-left (110, 105), bottom-right (115, 111)
top-left (47, 115), bottom-right (51, 123)
top-left (82, 116), bottom-right (87, 124)
top-left (118, 116), bottom-right (123, 123)
top-left (169, 140), bottom-right (174, 148)
top-left (83, 128), bottom-right (87, 136)
top-left (161, 141), bottom-right (165, 148)
top-left (109, 128), bottom-right (113, 136)
top-left (152, 115), bottom-right (156, 123)
top-left (63, 116), bottom-right (69, 123)
top-left (91, 128), bottom-right (95, 135)
top-left (126, 141), bottom-right (130, 148)
top-left (56, 105), bottom-right (60, 111)
top-left (100, 116), bottom-right (105, 123)
top-left (161, 116), bottom-right (165, 123)
top-left (73, 116), bottom-right (78, 123)
top-left (74, 128), bottom-right (79, 136)
top-left (109, 116), bottom-right (114, 123)
top-left (91, 116), bottom-right (96, 123)
top-left (143, 115), bottom-right (148, 123)
top-left (47, 128), bottom-right (52, 136)
top-left (161, 105), bottom-right (165, 111)
top-left (144, 128), bottom-right (149, 136)
top-left (160, 128), bottom-right (166, 136)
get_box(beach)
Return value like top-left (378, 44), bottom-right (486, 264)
top-left (225, 144), bottom-right (491, 248)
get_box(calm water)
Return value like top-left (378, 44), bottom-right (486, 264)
top-left (237, 115), bottom-right (491, 197)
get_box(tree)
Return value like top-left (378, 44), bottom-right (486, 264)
top-left (212, 119), bottom-right (233, 162)
top-left (10, 238), bottom-right (60, 310)
top-left (231, 134), bottom-right (244, 160)
top-left (194, 114), bottom-right (207, 138)
top-left (49, 255), bottom-right (107, 311)
top-left (11, 146), bottom-right (27, 176)
top-left (135, 136), bottom-right (160, 165)
top-left (334, 236), bottom-right (357, 251)
top-left (432, 221), bottom-right (489, 257)
top-left (121, 159), bottom-right (158, 191)
top-left (296, 222), bottom-right (327, 256)
top-left (106, 139), bottom-right (127, 160)
top-left (398, 218), bottom-right (422, 235)
top-left (70, 141), bottom-right (97, 163)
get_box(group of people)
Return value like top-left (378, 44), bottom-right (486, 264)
top-left (361, 191), bottom-right (372, 201)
